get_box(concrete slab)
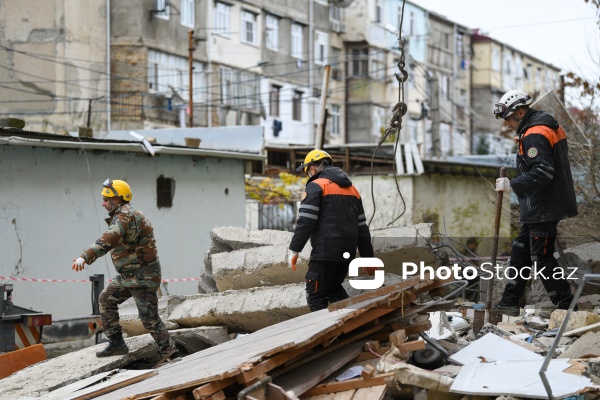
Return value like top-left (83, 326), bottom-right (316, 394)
top-left (0, 334), bottom-right (157, 400)
top-left (558, 331), bottom-right (600, 359)
top-left (548, 310), bottom-right (600, 331)
top-left (168, 284), bottom-right (309, 332)
top-left (211, 244), bottom-right (310, 291)
top-left (118, 295), bottom-right (185, 336)
top-left (170, 326), bottom-right (230, 354)
top-left (210, 226), bottom-right (294, 250)
top-left (200, 227), bottom-right (294, 293)
top-left (210, 224), bottom-right (436, 292)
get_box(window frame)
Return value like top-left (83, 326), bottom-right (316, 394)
top-left (214, 2), bottom-right (231, 36)
top-left (314, 30), bottom-right (329, 66)
top-left (291, 23), bottom-right (303, 59)
top-left (265, 15), bottom-right (279, 51)
top-left (269, 84), bottom-right (281, 117)
top-left (292, 90), bottom-right (303, 121)
top-left (180, 0), bottom-right (194, 27)
top-left (241, 10), bottom-right (258, 46)
top-left (155, 0), bottom-right (170, 19)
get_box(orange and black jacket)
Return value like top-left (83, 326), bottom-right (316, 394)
top-left (289, 166), bottom-right (374, 262)
top-left (511, 108), bottom-right (577, 223)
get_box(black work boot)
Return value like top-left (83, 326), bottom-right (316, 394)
top-left (492, 301), bottom-right (520, 317)
top-left (96, 333), bottom-right (129, 357)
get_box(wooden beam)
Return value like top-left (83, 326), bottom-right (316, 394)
top-left (300, 373), bottom-right (395, 397)
top-left (328, 276), bottom-right (421, 311)
top-left (192, 377), bottom-right (236, 399)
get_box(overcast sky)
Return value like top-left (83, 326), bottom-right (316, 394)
top-left (408, 0), bottom-right (599, 104)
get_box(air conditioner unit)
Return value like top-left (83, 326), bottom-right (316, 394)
top-left (331, 20), bottom-right (345, 33)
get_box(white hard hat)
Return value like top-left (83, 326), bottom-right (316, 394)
top-left (493, 90), bottom-right (532, 120)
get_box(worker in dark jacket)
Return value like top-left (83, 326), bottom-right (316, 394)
top-left (492, 90), bottom-right (577, 316)
top-left (288, 150), bottom-right (374, 311)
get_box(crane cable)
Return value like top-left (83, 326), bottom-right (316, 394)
top-left (368, 0), bottom-right (409, 227)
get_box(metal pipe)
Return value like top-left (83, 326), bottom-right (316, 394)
top-left (539, 273), bottom-right (600, 399)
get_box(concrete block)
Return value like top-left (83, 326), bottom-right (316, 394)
top-left (210, 226), bottom-right (293, 250)
top-left (558, 331), bottom-right (600, 359)
top-left (211, 244), bottom-right (310, 291)
top-left (548, 310), bottom-right (600, 331)
top-left (168, 284), bottom-right (309, 332)
top-left (211, 224), bottom-right (435, 292)
top-left (371, 224), bottom-right (438, 276)
top-left (170, 326), bottom-right (230, 354)
top-left (118, 295), bottom-right (185, 336)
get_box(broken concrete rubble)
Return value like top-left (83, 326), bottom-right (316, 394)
top-left (558, 331), bottom-right (600, 359)
top-left (209, 224), bottom-right (437, 292)
top-left (119, 294), bottom-right (184, 336)
top-left (548, 309), bottom-right (600, 331)
top-left (168, 283), bottom-right (309, 332)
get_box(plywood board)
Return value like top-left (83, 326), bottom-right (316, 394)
top-left (41, 369), bottom-right (157, 400)
top-left (93, 280), bottom-right (428, 400)
top-left (450, 359), bottom-right (600, 398)
top-left (449, 332), bottom-right (542, 366)
top-left (273, 341), bottom-right (365, 396)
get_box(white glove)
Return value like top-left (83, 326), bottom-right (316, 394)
top-left (288, 250), bottom-right (299, 271)
top-left (495, 177), bottom-right (512, 192)
top-left (72, 257), bottom-right (86, 271)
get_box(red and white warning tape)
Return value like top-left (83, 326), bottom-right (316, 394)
top-left (0, 276), bottom-right (199, 283)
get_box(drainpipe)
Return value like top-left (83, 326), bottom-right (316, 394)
top-left (106, 0), bottom-right (111, 134)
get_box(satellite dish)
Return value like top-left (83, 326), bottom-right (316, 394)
top-left (330, 0), bottom-right (353, 7)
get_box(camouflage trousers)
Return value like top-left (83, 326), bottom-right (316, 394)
top-left (99, 277), bottom-right (175, 356)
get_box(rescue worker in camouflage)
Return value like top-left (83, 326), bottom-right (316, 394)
top-left (72, 178), bottom-right (179, 360)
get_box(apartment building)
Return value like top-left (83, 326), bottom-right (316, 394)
top-left (470, 29), bottom-right (562, 153)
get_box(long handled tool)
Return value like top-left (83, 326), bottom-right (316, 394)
top-left (485, 167), bottom-right (506, 323)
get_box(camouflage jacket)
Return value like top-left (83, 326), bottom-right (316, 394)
top-left (81, 203), bottom-right (161, 288)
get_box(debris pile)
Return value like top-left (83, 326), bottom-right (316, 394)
top-left (1, 226), bottom-right (599, 400)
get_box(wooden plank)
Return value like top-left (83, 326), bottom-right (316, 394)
top-left (352, 386), bottom-right (386, 400)
top-left (396, 340), bottom-right (426, 352)
top-left (360, 365), bottom-right (375, 379)
top-left (564, 321), bottom-right (600, 337)
top-left (300, 374), bottom-right (394, 397)
top-left (273, 341), bottom-right (364, 396)
top-left (42, 369), bottom-right (158, 400)
top-left (411, 142), bottom-right (424, 174)
top-left (93, 280), bottom-right (430, 399)
top-left (205, 390), bottom-right (225, 400)
top-left (388, 330), bottom-right (406, 347)
top-left (403, 144), bottom-right (414, 175)
top-left (355, 346), bottom-right (391, 362)
top-left (192, 377), bottom-right (236, 399)
top-left (328, 276), bottom-right (421, 311)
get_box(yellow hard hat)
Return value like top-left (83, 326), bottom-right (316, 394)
top-left (296, 149), bottom-right (332, 174)
top-left (100, 178), bottom-right (132, 201)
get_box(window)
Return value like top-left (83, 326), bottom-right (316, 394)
top-left (241, 10), bottom-right (257, 45)
top-left (330, 47), bottom-right (342, 80)
top-left (375, 0), bottom-right (383, 24)
top-left (148, 50), bottom-right (206, 102)
top-left (349, 48), bottom-right (369, 76)
top-left (460, 89), bottom-right (467, 107)
top-left (314, 31), bottom-right (329, 65)
top-left (492, 48), bottom-right (500, 71)
top-left (292, 91), bottom-right (303, 121)
top-left (266, 15), bottom-right (279, 51)
top-left (536, 67), bottom-right (542, 87)
top-left (180, 0), bottom-right (194, 27)
top-left (330, 104), bottom-right (341, 136)
top-left (220, 67), bottom-right (234, 105)
top-left (214, 2), bottom-right (231, 35)
top-left (155, 0), bottom-right (169, 19)
top-left (238, 71), bottom-right (259, 110)
top-left (440, 74), bottom-right (448, 99)
top-left (456, 33), bottom-right (464, 57)
top-left (291, 24), bottom-right (303, 59)
top-left (371, 50), bottom-right (385, 80)
top-left (157, 176), bottom-right (175, 208)
top-left (269, 85), bottom-right (281, 117)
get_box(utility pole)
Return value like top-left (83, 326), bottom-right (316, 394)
top-left (188, 29), bottom-right (195, 127)
top-left (86, 98), bottom-right (93, 128)
top-left (428, 73), bottom-right (441, 157)
top-left (315, 65), bottom-right (331, 148)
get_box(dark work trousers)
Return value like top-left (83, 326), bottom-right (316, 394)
top-left (500, 221), bottom-right (574, 308)
top-left (99, 278), bottom-right (175, 355)
top-left (305, 260), bottom-right (350, 311)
